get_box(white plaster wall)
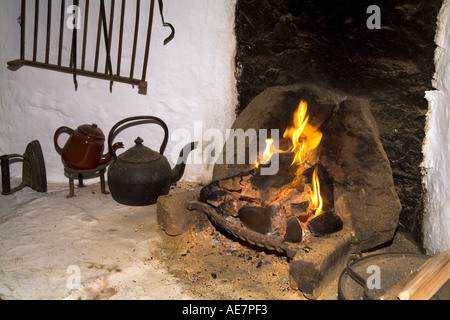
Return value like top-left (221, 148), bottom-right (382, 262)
top-left (422, 0), bottom-right (450, 254)
top-left (0, 0), bottom-right (237, 184)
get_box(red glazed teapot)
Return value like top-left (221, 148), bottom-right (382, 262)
top-left (54, 123), bottom-right (123, 170)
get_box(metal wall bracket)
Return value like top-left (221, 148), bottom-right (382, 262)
top-left (7, 0), bottom-right (174, 95)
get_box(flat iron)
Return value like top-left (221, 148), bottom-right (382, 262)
top-left (1, 140), bottom-right (47, 195)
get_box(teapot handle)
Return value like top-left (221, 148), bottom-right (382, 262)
top-left (53, 126), bottom-right (75, 155)
top-left (108, 116), bottom-right (169, 161)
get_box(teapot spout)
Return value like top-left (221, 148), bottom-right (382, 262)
top-left (99, 142), bottom-right (124, 166)
top-left (171, 141), bottom-right (199, 183)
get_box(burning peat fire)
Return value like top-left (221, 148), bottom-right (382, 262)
top-left (183, 85), bottom-right (403, 297)
top-left (283, 100), bottom-right (322, 167)
top-left (196, 99), bottom-right (343, 257)
top-left (255, 138), bottom-right (274, 169)
top-left (263, 101), bottom-right (325, 217)
top-left (261, 100), bottom-right (325, 214)
top-left (310, 167), bottom-right (323, 217)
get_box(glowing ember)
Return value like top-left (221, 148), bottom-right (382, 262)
top-left (268, 186), bottom-right (294, 206)
top-left (283, 100), bottom-right (323, 166)
top-left (310, 166), bottom-right (323, 216)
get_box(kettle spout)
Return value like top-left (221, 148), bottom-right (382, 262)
top-left (171, 141), bottom-right (199, 183)
top-left (99, 142), bottom-right (124, 166)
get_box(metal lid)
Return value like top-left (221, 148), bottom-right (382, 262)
top-left (78, 123), bottom-right (105, 139)
top-left (118, 137), bottom-right (161, 163)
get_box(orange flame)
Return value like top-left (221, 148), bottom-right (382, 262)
top-left (310, 166), bottom-right (323, 216)
top-left (263, 138), bottom-right (274, 161)
top-left (283, 101), bottom-right (323, 166)
top-left (255, 138), bottom-right (274, 169)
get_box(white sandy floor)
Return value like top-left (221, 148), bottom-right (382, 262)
top-left (0, 181), bottom-right (194, 300)
top-left (1, 180), bottom-right (427, 301)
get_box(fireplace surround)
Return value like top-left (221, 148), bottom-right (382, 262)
top-left (158, 0), bottom-right (446, 298)
top-left (180, 83), bottom-right (402, 298)
top-left (234, 0), bottom-right (443, 246)
top-left (212, 84), bottom-right (401, 251)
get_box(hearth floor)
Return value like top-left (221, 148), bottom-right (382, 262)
top-left (0, 181), bottom-right (421, 300)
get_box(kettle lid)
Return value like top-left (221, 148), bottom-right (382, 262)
top-left (118, 137), bottom-right (162, 163)
top-left (78, 123), bottom-right (105, 139)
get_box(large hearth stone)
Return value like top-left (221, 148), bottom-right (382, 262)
top-left (289, 230), bottom-right (352, 299)
top-left (319, 97), bottom-right (402, 251)
top-left (157, 191), bottom-right (209, 236)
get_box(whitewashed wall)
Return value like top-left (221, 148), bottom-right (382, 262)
top-left (422, 0), bottom-right (450, 254)
top-left (0, 0), bottom-right (237, 184)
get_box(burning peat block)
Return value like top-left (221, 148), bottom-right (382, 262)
top-left (302, 163), bottom-right (334, 211)
top-left (284, 216), bottom-right (303, 243)
top-left (307, 211), bottom-right (343, 236)
top-left (238, 204), bottom-right (272, 234)
top-left (197, 155), bottom-right (342, 244)
top-left (289, 202), bottom-right (310, 222)
top-left (157, 191), bottom-right (209, 236)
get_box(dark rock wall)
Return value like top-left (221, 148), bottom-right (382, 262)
top-left (234, 0), bottom-right (442, 245)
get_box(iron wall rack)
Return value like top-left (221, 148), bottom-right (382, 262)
top-left (7, 0), bottom-right (174, 95)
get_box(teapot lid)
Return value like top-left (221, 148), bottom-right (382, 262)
top-left (78, 123), bottom-right (105, 139)
top-left (118, 137), bottom-right (162, 163)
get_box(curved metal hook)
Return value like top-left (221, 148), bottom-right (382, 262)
top-left (158, 0), bottom-right (175, 45)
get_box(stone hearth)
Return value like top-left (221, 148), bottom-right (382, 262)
top-left (159, 83), bottom-right (402, 298)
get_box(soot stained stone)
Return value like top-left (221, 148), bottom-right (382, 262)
top-left (290, 201), bottom-right (309, 213)
top-left (284, 216), bottom-right (303, 243)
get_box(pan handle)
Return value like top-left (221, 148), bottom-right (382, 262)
top-left (107, 116), bottom-right (169, 161)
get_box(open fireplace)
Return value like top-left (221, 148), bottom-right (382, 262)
top-left (157, 0), bottom-right (446, 299)
top-left (161, 84), bottom-right (402, 298)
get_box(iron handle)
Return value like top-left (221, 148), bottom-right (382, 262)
top-left (108, 116), bottom-right (169, 161)
top-left (1, 154), bottom-right (24, 195)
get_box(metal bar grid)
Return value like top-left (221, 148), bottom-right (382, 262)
top-left (8, 0), bottom-right (174, 95)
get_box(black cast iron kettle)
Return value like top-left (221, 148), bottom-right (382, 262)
top-left (107, 116), bottom-right (198, 206)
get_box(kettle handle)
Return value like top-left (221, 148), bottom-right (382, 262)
top-left (54, 126), bottom-right (75, 155)
top-left (108, 116), bottom-right (169, 161)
